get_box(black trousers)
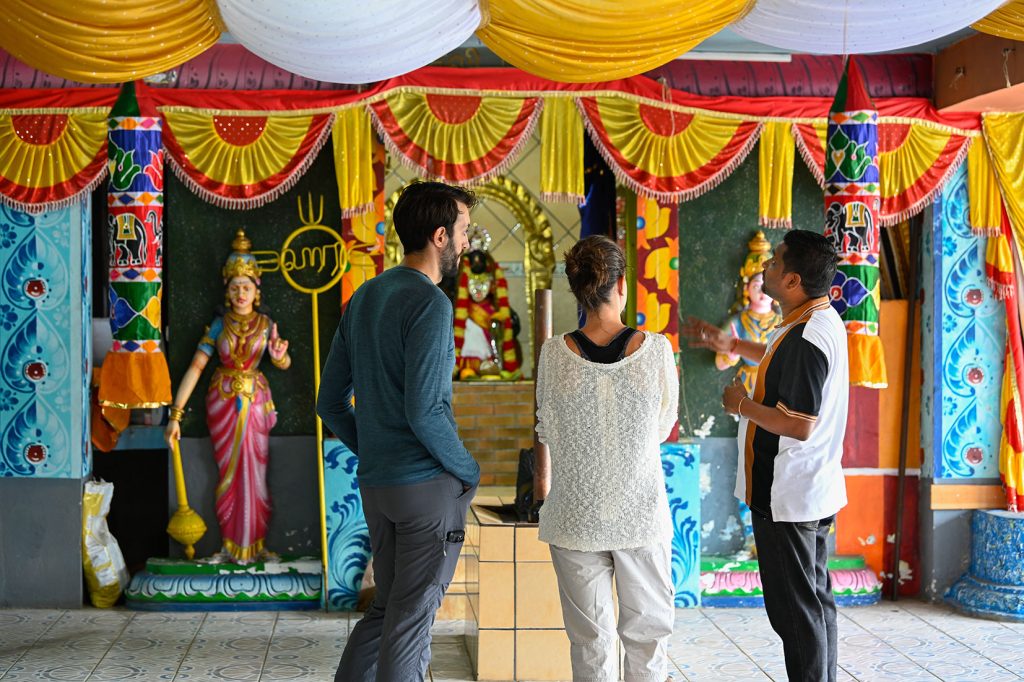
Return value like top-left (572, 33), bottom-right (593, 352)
top-left (335, 472), bottom-right (476, 682)
top-left (752, 513), bottom-right (838, 682)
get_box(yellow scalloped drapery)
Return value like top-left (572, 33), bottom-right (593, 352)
top-left (877, 122), bottom-right (972, 225)
top-left (758, 121), bottom-right (795, 228)
top-left (540, 97), bottom-right (585, 203)
top-left (332, 107), bottom-right (375, 217)
top-left (161, 110), bottom-right (334, 208)
top-left (578, 96), bottom-right (762, 202)
top-left (973, 0), bottom-right (1024, 40)
top-left (476, 0), bottom-right (752, 83)
top-left (0, 111), bottom-right (108, 212)
top-left (369, 92), bottom-right (542, 184)
top-left (792, 120), bottom-right (971, 226)
top-left (0, 0), bottom-right (222, 84)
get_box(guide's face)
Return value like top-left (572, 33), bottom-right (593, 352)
top-left (228, 276), bottom-right (257, 311)
top-left (760, 245), bottom-right (786, 301)
top-left (441, 202), bottom-right (471, 278)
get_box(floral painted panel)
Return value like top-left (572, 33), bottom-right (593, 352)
top-left (0, 202), bottom-right (90, 479)
top-left (927, 165), bottom-right (1004, 479)
top-left (322, 438), bottom-right (371, 611)
top-left (662, 441), bottom-right (701, 606)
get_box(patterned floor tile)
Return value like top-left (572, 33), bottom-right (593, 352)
top-left (1, 601), bottom-right (1023, 681)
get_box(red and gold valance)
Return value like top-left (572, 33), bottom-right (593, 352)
top-left (577, 96), bottom-right (761, 203)
top-left (793, 120), bottom-right (972, 225)
top-left (369, 92), bottom-right (542, 184)
top-left (161, 109), bottom-right (333, 209)
top-left (0, 111), bottom-right (108, 213)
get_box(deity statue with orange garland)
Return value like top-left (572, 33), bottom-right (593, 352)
top-left (453, 225), bottom-right (521, 380)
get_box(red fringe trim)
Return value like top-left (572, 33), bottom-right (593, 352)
top-left (0, 166), bottom-right (108, 215)
top-left (792, 122), bottom-right (826, 189)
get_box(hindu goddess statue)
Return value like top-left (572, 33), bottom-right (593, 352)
top-left (164, 229), bottom-right (291, 564)
top-left (453, 225), bottom-right (521, 380)
top-left (715, 230), bottom-right (782, 394)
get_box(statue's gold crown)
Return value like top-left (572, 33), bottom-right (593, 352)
top-left (222, 229), bottom-right (262, 283)
top-left (739, 230), bottom-right (772, 281)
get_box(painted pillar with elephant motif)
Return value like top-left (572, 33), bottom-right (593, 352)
top-left (97, 82), bottom-right (172, 408)
top-left (824, 57), bottom-right (887, 389)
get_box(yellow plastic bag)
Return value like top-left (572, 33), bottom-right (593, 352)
top-left (82, 480), bottom-right (129, 608)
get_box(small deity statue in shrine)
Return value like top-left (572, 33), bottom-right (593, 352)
top-left (164, 229), bottom-right (291, 564)
top-left (715, 231), bottom-right (782, 394)
top-left (453, 225), bottom-right (522, 380)
top-left (717, 230), bottom-right (781, 559)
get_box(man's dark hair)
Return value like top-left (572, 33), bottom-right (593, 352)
top-left (392, 181), bottom-right (477, 254)
top-left (781, 229), bottom-right (839, 298)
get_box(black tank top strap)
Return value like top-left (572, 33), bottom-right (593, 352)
top-left (614, 328), bottom-right (640, 361)
top-left (567, 327), bottom-right (638, 364)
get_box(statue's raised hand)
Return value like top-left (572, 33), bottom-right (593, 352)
top-left (268, 323), bottom-right (289, 361)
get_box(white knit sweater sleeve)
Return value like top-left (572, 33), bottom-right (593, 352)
top-left (534, 338), bottom-right (554, 445)
top-left (658, 336), bottom-right (680, 442)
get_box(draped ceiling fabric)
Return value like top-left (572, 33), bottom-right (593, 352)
top-left (792, 120), bottom-right (973, 226)
top-left (0, 111), bottom-right (108, 213)
top-left (577, 96), bottom-right (762, 203)
top-left (0, 0), bottom-right (222, 84)
top-left (475, 0), bottom-right (750, 83)
top-left (731, 0), bottom-right (1007, 54)
top-left (369, 92), bottom-right (542, 184)
top-left (216, 0), bottom-right (480, 84)
top-left (974, 0), bottom-right (1024, 40)
top-left (3, 1), bottom-right (1020, 85)
top-left (161, 110), bottom-right (334, 209)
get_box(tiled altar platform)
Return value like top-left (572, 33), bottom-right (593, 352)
top-left (3, 601), bottom-right (1024, 680)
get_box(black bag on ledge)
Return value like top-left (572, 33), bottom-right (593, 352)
top-left (514, 447), bottom-right (535, 522)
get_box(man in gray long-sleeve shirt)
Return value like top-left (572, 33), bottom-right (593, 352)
top-left (317, 182), bottom-right (479, 681)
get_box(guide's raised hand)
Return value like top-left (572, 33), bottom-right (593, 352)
top-left (681, 316), bottom-right (731, 353)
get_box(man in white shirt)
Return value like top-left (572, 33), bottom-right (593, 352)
top-left (683, 230), bottom-right (848, 682)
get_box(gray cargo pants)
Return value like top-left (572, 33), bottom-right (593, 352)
top-left (335, 472), bottom-right (476, 682)
top-left (549, 541), bottom-right (674, 681)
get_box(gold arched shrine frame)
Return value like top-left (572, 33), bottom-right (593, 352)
top-left (384, 177), bottom-right (555, 357)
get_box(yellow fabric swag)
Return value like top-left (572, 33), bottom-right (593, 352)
top-left (983, 113), bottom-right (1024, 260)
top-left (757, 121), bottom-right (795, 228)
top-left (0, 0), bottom-right (222, 84)
top-left (332, 107), bottom-right (375, 217)
top-left (476, 0), bottom-right (752, 83)
top-left (969, 139), bottom-right (1003, 237)
top-left (974, 0), bottom-right (1024, 40)
top-left (540, 97), bottom-right (584, 204)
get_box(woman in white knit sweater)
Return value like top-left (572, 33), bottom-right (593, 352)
top-left (535, 235), bottom-right (679, 682)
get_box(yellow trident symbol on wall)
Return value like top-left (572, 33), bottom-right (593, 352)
top-left (280, 193), bottom-right (349, 584)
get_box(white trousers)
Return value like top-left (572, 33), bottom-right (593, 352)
top-left (549, 541), bottom-right (674, 682)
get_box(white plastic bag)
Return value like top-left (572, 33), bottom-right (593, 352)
top-left (82, 479), bottom-right (129, 608)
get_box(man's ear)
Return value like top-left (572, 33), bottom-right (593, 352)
top-left (785, 271), bottom-right (802, 293)
top-left (430, 225), bottom-right (447, 248)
